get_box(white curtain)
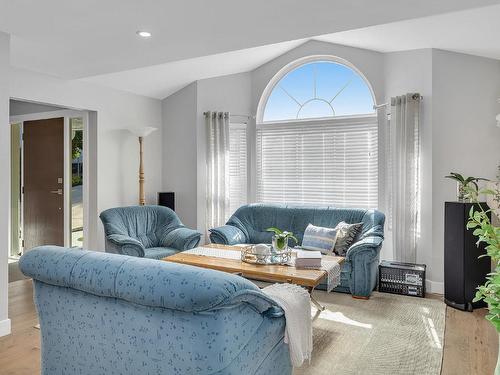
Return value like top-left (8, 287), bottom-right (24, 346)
top-left (206, 111), bottom-right (230, 233)
top-left (387, 94), bottom-right (421, 263)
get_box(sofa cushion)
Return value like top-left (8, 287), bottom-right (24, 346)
top-left (301, 224), bottom-right (338, 254)
top-left (333, 222), bottom-right (363, 256)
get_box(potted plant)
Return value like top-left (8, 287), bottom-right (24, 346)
top-left (445, 172), bottom-right (489, 202)
top-left (266, 227), bottom-right (298, 252)
top-left (466, 179), bottom-right (500, 374)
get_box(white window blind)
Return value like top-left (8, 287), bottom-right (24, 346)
top-left (229, 123), bottom-right (248, 216)
top-left (256, 116), bottom-right (378, 208)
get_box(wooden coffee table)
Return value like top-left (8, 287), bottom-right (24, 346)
top-left (163, 244), bottom-right (344, 311)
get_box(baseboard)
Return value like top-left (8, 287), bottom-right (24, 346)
top-left (0, 318), bottom-right (11, 337)
top-left (426, 280), bottom-right (444, 295)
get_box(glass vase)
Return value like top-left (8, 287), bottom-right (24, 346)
top-left (272, 235), bottom-right (288, 253)
top-left (457, 182), bottom-right (466, 202)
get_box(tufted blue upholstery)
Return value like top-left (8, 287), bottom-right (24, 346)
top-left (19, 246), bottom-right (292, 375)
top-left (209, 203), bottom-right (385, 297)
top-left (100, 205), bottom-right (202, 259)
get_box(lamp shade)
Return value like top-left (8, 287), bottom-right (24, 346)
top-left (128, 127), bottom-right (157, 137)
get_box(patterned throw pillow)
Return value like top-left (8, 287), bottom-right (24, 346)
top-left (301, 224), bottom-right (338, 255)
top-left (333, 222), bottom-right (363, 256)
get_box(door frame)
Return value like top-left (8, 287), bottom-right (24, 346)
top-left (10, 109), bottom-right (90, 250)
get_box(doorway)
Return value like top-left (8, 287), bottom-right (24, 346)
top-left (10, 102), bottom-right (90, 260)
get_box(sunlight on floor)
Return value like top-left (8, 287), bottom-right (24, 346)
top-left (312, 308), bottom-right (373, 329)
top-left (421, 306), bottom-right (442, 349)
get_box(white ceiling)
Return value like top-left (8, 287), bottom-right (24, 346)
top-left (85, 3), bottom-right (500, 99)
top-left (83, 40), bottom-right (306, 99)
top-left (1, 0), bottom-right (497, 79)
top-left (317, 4), bottom-right (500, 60)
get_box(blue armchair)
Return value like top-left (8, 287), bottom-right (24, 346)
top-left (209, 204), bottom-right (385, 298)
top-left (19, 246), bottom-right (292, 375)
top-left (100, 205), bottom-right (202, 259)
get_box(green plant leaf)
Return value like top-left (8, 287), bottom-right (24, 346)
top-left (266, 227), bottom-right (282, 235)
top-left (464, 181), bottom-right (500, 333)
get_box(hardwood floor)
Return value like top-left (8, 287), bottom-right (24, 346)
top-left (0, 280), bottom-right (40, 375)
top-left (441, 304), bottom-right (498, 375)
top-left (0, 279), bottom-right (497, 375)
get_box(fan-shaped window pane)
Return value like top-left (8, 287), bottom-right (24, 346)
top-left (263, 61), bottom-right (374, 122)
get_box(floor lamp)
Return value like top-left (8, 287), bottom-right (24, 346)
top-left (128, 127), bottom-right (157, 205)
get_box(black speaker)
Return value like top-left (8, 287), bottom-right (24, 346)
top-left (444, 202), bottom-right (490, 311)
top-left (158, 192), bottom-right (175, 211)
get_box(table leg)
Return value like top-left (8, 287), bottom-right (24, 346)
top-left (307, 286), bottom-right (326, 311)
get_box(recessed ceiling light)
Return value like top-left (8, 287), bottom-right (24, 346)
top-left (136, 30), bottom-right (152, 38)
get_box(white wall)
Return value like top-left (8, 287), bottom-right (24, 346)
top-left (161, 73), bottom-right (252, 237)
top-left (9, 99), bottom-right (65, 116)
top-left (431, 50), bottom-right (500, 287)
top-left (10, 67), bottom-right (163, 250)
top-left (384, 49), bottom-right (435, 287)
top-left (0, 31), bottom-right (11, 337)
top-left (162, 82), bottom-right (198, 229)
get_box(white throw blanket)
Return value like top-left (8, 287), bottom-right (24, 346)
top-left (321, 258), bottom-right (342, 292)
top-left (262, 283), bottom-right (312, 367)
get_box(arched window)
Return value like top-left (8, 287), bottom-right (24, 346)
top-left (261, 60), bottom-right (375, 122)
top-left (256, 57), bottom-right (378, 208)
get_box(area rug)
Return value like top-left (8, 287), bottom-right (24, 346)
top-left (294, 291), bottom-right (446, 375)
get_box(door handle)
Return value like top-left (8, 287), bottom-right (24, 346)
top-left (50, 189), bottom-right (63, 195)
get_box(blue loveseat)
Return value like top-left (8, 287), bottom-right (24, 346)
top-left (19, 246), bottom-right (292, 375)
top-left (209, 204), bottom-right (385, 298)
top-left (100, 205), bottom-right (202, 260)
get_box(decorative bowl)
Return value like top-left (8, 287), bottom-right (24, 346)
top-left (241, 245), bottom-right (292, 265)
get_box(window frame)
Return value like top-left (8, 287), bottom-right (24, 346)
top-left (256, 55), bottom-right (377, 125)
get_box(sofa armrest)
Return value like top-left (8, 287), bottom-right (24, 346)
top-left (162, 227), bottom-right (202, 250)
top-left (107, 234), bottom-right (145, 257)
top-left (209, 225), bottom-right (247, 245)
top-left (346, 236), bottom-right (383, 261)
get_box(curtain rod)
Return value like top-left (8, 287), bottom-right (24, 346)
top-left (203, 111), bottom-right (254, 119)
top-left (373, 94), bottom-right (423, 110)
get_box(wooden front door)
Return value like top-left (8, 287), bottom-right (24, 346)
top-left (23, 118), bottom-right (64, 250)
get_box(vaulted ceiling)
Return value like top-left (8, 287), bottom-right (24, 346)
top-left (1, 0), bottom-right (499, 98)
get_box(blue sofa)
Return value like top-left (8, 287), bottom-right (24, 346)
top-left (100, 205), bottom-right (202, 260)
top-left (209, 204), bottom-right (385, 298)
top-left (19, 246), bottom-right (292, 375)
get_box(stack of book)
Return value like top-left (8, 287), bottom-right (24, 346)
top-left (295, 250), bottom-right (322, 269)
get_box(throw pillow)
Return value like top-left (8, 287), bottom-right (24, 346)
top-left (301, 224), bottom-right (338, 255)
top-left (333, 222), bottom-right (363, 256)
